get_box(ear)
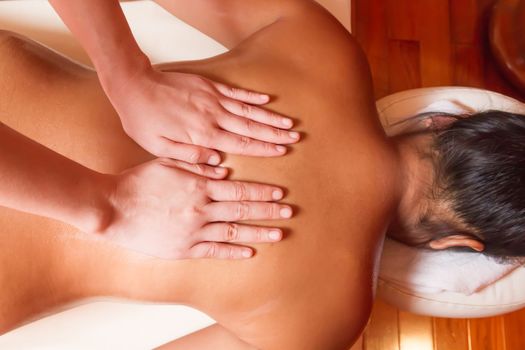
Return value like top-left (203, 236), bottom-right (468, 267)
top-left (429, 234), bottom-right (485, 252)
top-left (422, 114), bottom-right (458, 130)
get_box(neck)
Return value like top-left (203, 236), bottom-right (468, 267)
top-left (387, 133), bottom-right (434, 245)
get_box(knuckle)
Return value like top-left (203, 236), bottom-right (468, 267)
top-left (188, 177), bottom-right (207, 194)
top-left (193, 163), bottom-right (206, 174)
top-left (271, 127), bottom-right (282, 137)
top-left (235, 202), bottom-right (250, 220)
top-left (241, 103), bottom-right (252, 116)
top-left (266, 204), bottom-right (277, 218)
top-left (228, 246), bottom-right (236, 259)
top-left (225, 87), bottom-right (236, 98)
top-left (184, 204), bottom-right (202, 219)
top-left (263, 141), bottom-right (273, 152)
top-left (205, 243), bottom-right (218, 258)
top-left (255, 227), bottom-right (264, 241)
top-left (233, 181), bottom-right (248, 200)
top-left (245, 119), bottom-right (256, 132)
top-left (148, 139), bottom-right (166, 157)
top-left (197, 178), bottom-right (208, 191)
top-left (255, 186), bottom-right (266, 201)
top-left (187, 149), bottom-right (202, 164)
top-left (187, 90), bottom-right (204, 105)
top-left (195, 129), bottom-right (216, 146)
top-left (246, 90), bottom-right (256, 100)
top-left (224, 223), bottom-right (239, 242)
top-left (238, 136), bottom-right (251, 152)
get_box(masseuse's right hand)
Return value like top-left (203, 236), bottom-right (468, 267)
top-left (101, 158), bottom-right (291, 260)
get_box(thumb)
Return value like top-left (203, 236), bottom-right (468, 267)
top-left (159, 139), bottom-right (222, 165)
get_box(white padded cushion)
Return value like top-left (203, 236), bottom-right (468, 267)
top-left (380, 239), bottom-right (521, 296)
top-left (376, 87), bottom-right (525, 318)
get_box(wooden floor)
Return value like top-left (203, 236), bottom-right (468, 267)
top-left (349, 0), bottom-right (525, 349)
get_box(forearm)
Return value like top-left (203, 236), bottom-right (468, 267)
top-left (0, 122), bottom-right (112, 233)
top-left (49, 0), bottom-right (150, 87)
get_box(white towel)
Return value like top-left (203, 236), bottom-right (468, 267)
top-left (379, 238), bottom-right (522, 295)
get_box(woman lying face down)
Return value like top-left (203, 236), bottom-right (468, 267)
top-left (0, 0), bottom-right (525, 349)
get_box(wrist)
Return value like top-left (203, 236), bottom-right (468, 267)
top-left (70, 171), bottom-right (116, 235)
top-left (98, 51), bottom-right (152, 99)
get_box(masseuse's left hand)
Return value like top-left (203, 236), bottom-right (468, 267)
top-left (49, 0), bottom-right (300, 164)
top-left (105, 66), bottom-right (300, 165)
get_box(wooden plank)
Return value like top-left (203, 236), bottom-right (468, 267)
top-left (503, 308), bottom-right (525, 350)
top-left (468, 317), bottom-right (506, 350)
top-left (388, 39), bottom-right (422, 93)
top-left (363, 300), bottom-right (400, 350)
top-left (386, 0), bottom-right (419, 40)
top-left (433, 318), bottom-right (469, 350)
top-left (354, 0), bottom-right (389, 98)
top-left (416, 0), bottom-right (453, 86)
top-left (453, 43), bottom-right (485, 87)
top-left (398, 311), bottom-right (434, 350)
top-left (450, 0), bottom-right (479, 45)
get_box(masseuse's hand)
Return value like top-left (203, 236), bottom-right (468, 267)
top-left (106, 67), bottom-right (300, 165)
top-left (102, 158), bottom-right (292, 260)
top-left (49, 0), bottom-right (299, 163)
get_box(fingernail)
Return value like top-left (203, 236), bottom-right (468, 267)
top-left (242, 249), bottom-right (253, 258)
top-left (214, 167), bottom-right (227, 175)
top-left (208, 155), bottom-right (220, 165)
top-left (282, 118), bottom-right (293, 127)
top-left (260, 94), bottom-right (270, 101)
top-left (275, 145), bottom-right (287, 153)
top-left (289, 131), bottom-right (300, 140)
top-left (280, 206), bottom-right (293, 218)
top-left (272, 189), bottom-right (283, 200)
top-left (269, 231), bottom-right (282, 241)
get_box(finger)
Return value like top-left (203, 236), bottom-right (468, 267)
top-left (157, 158), bottom-right (228, 179)
top-left (217, 114), bottom-right (300, 144)
top-left (204, 202), bottom-right (293, 222)
top-left (159, 138), bottom-right (222, 165)
top-left (189, 242), bottom-right (254, 259)
top-left (206, 179), bottom-right (283, 201)
top-left (212, 131), bottom-right (287, 157)
top-left (219, 98), bottom-right (294, 129)
top-left (213, 82), bottom-right (270, 105)
top-left (198, 223), bottom-right (283, 243)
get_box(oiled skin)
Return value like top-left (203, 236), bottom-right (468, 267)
top-left (0, 4), bottom-right (399, 349)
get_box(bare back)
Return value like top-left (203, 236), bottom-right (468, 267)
top-left (0, 4), bottom-right (398, 349)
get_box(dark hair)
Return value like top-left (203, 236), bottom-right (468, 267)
top-left (415, 110), bottom-right (525, 261)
